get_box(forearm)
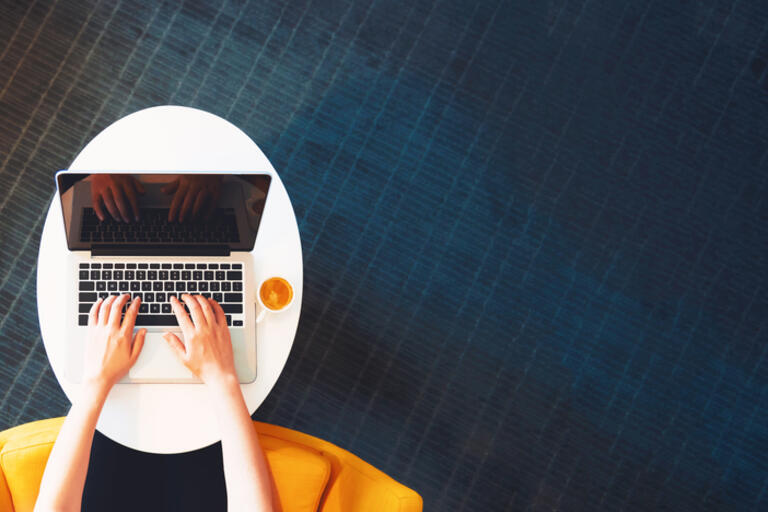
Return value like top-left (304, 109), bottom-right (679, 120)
top-left (209, 376), bottom-right (273, 512)
top-left (35, 383), bottom-right (108, 512)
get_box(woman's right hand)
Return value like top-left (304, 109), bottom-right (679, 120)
top-left (163, 294), bottom-right (237, 386)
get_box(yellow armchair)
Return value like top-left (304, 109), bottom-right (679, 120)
top-left (0, 418), bottom-right (422, 512)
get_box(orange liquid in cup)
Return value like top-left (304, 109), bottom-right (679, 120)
top-left (260, 277), bottom-right (293, 310)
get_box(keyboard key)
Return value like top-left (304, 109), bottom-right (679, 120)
top-left (125, 270), bottom-right (135, 280)
top-left (108, 282), bottom-right (117, 291)
top-left (159, 271), bottom-right (169, 280)
top-left (196, 264), bottom-right (206, 269)
top-left (127, 263), bottom-right (137, 269)
top-left (102, 270), bottom-right (112, 280)
top-left (144, 293), bottom-right (154, 302)
top-left (209, 263), bottom-right (219, 269)
top-left (202, 293), bottom-right (211, 299)
top-left (79, 270), bottom-right (89, 280)
top-left (138, 263), bottom-right (148, 269)
top-left (199, 282), bottom-right (208, 291)
top-left (188, 282), bottom-right (197, 292)
top-left (130, 282), bottom-right (140, 291)
top-left (226, 271), bottom-right (242, 280)
top-left (233, 282), bottom-right (242, 291)
top-left (176, 282), bottom-right (186, 292)
top-left (119, 282), bottom-right (128, 291)
top-left (171, 271), bottom-right (180, 280)
top-left (215, 271), bottom-right (225, 280)
top-left (79, 303), bottom-right (92, 313)
top-left (79, 315), bottom-right (88, 326)
top-left (79, 281), bottom-right (95, 291)
top-left (173, 264), bottom-right (183, 269)
top-left (220, 303), bottom-right (242, 313)
top-left (153, 282), bottom-right (163, 291)
top-left (148, 270), bottom-right (157, 280)
top-left (213, 293), bottom-right (223, 302)
top-left (204, 271), bottom-right (213, 280)
top-left (182, 271), bottom-right (191, 280)
top-left (226, 315), bottom-right (232, 326)
top-left (156, 293), bottom-right (166, 302)
top-left (137, 270), bottom-right (146, 280)
top-left (193, 271), bottom-right (202, 280)
top-left (91, 263), bottom-right (101, 269)
top-left (90, 271), bottom-right (100, 280)
top-left (133, 293), bottom-right (143, 301)
top-left (135, 315), bottom-right (178, 326)
top-left (164, 282), bottom-right (174, 291)
top-left (115, 263), bottom-right (125, 269)
top-left (96, 282), bottom-right (106, 291)
top-left (150, 263), bottom-right (160, 269)
top-left (113, 270), bottom-right (123, 280)
top-left (99, 292), bottom-right (109, 299)
top-left (220, 264), bottom-right (230, 269)
top-left (102, 263), bottom-right (113, 269)
top-left (150, 304), bottom-right (160, 314)
top-left (79, 263), bottom-right (89, 269)
top-left (162, 263), bottom-right (172, 269)
top-left (79, 292), bottom-right (97, 302)
top-left (210, 282), bottom-right (220, 291)
top-left (233, 320), bottom-right (243, 327)
top-left (162, 303), bottom-right (171, 314)
top-left (222, 282), bottom-right (231, 291)
top-left (232, 264), bottom-right (242, 269)
top-left (185, 263), bottom-right (195, 269)
top-left (142, 282), bottom-right (152, 291)
top-left (224, 293), bottom-right (242, 303)
top-left (139, 304), bottom-right (149, 313)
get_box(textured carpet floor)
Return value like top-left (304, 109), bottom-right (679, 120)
top-left (1, 0), bottom-right (768, 510)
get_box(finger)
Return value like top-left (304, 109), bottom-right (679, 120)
top-left (102, 187), bottom-right (122, 222)
top-left (109, 294), bottom-right (130, 326)
top-left (181, 293), bottom-right (207, 327)
top-left (169, 295), bottom-right (194, 332)
top-left (209, 298), bottom-right (226, 327)
top-left (111, 185), bottom-right (132, 223)
top-left (161, 178), bottom-right (179, 195)
top-left (89, 298), bottom-right (103, 325)
top-left (121, 296), bottom-right (141, 333)
top-left (99, 295), bottom-right (117, 325)
top-left (132, 176), bottom-right (145, 194)
top-left (130, 329), bottom-right (147, 365)
top-left (92, 193), bottom-right (106, 221)
top-left (125, 181), bottom-right (140, 221)
top-left (191, 190), bottom-right (207, 220)
top-left (179, 188), bottom-right (197, 223)
top-left (168, 184), bottom-right (188, 222)
top-left (162, 332), bottom-right (187, 361)
top-left (195, 295), bottom-right (216, 326)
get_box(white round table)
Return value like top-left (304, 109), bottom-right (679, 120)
top-left (37, 106), bottom-right (302, 454)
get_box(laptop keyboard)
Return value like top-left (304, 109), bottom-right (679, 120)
top-left (79, 208), bottom-right (240, 244)
top-left (77, 262), bottom-right (245, 327)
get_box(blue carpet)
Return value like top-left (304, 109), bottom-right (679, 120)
top-left (1, 0), bottom-right (767, 510)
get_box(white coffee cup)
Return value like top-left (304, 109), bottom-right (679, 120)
top-left (256, 277), bottom-right (294, 323)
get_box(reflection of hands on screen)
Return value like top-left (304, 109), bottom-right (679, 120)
top-left (161, 175), bottom-right (222, 222)
top-left (90, 174), bottom-right (146, 222)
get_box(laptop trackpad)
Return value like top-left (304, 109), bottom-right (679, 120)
top-left (129, 329), bottom-right (199, 382)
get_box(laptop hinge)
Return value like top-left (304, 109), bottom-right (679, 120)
top-left (90, 245), bottom-right (231, 257)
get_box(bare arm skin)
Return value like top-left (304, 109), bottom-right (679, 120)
top-left (35, 295), bottom-right (146, 512)
top-left (164, 294), bottom-right (273, 511)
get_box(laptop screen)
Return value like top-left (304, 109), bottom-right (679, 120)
top-left (56, 172), bottom-right (271, 254)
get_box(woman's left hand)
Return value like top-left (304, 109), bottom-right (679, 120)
top-left (83, 294), bottom-right (146, 390)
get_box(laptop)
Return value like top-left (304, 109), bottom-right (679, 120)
top-left (55, 171), bottom-right (271, 384)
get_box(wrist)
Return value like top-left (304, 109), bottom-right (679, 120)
top-left (81, 377), bottom-right (112, 400)
top-left (205, 372), bottom-right (240, 393)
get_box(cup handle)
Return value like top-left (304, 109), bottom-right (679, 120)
top-left (256, 306), bottom-right (267, 323)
